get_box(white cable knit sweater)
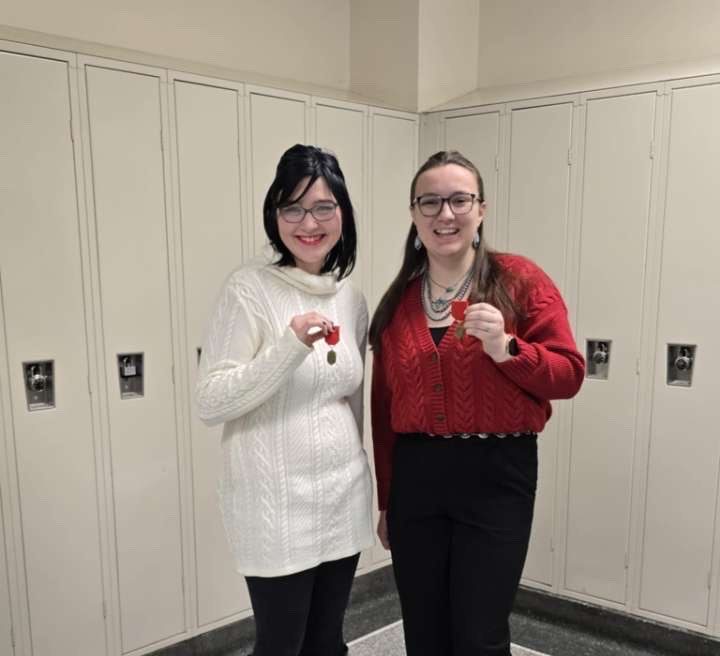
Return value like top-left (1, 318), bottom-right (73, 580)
top-left (196, 261), bottom-right (374, 576)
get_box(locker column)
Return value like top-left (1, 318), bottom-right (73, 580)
top-left (0, 45), bottom-right (107, 656)
top-left (79, 58), bottom-right (186, 653)
top-left (637, 77), bottom-right (720, 631)
top-left (564, 87), bottom-right (659, 606)
top-left (246, 87), bottom-right (310, 256)
top-left (313, 98), bottom-right (368, 291)
top-left (169, 72), bottom-right (251, 629)
top-left (443, 106), bottom-right (506, 248)
top-left (505, 98), bottom-right (576, 589)
top-left (313, 98), bottom-right (372, 567)
top-left (367, 108), bottom-right (418, 565)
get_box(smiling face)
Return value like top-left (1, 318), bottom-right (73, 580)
top-left (277, 176), bottom-right (342, 275)
top-left (411, 163), bottom-right (484, 262)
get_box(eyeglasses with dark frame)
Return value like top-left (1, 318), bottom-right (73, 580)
top-left (278, 201), bottom-right (339, 223)
top-left (411, 192), bottom-right (480, 217)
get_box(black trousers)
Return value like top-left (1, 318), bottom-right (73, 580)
top-left (387, 434), bottom-right (537, 656)
top-left (245, 552), bottom-right (360, 656)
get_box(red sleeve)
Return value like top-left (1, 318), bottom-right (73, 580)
top-left (371, 345), bottom-right (397, 511)
top-left (496, 296), bottom-right (585, 401)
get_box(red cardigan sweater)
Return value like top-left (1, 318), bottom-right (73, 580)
top-left (371, 254), bottom-right (585, 510)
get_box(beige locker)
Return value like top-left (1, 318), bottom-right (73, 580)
top-left (368, 110), bottom-right (418, 564)
top-left (639, 80), bottom-right (720, 627)
top-left (314, 100), bottom-right (372, 568)
top-left (314, 100), bottom-right (367, 290)
top-left (0, 49), bottom-right (107, 655)
top-left (565, 91), bottom-right (657, 603)
top-left (170, 75), bottom-right (250, 627)
top-left (248, 89), bottom-right (309, 255)
top-left (81, 61), bottom-right (185, 651)
top-left (507, 101), bottom-right (574, 587)
top-left (444, 110), bottom-right (502, 247)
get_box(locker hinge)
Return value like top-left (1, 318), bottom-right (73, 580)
top-left (708, 571), bottom-right (713, 590)
top-left (624, 552), bottom-right (629, 569)
top-left (69, 119), bottom-right (75, 143)
top-left (171, 364), bottom-right (175, 386)
top-left (160, 129), bottom-right (164, 152)
top-left (10, 625), bottom-right (14, 648)
top-left (102, 600), bottom-right (107, 619)
top-left (495, 155), bottom-right (500, 171)
top-left (567, 148), bottom-right (573, 166)
top-left (649, 140), bottom-right (655, 159)
top-left (88, 374), bottom-right (92, 397)
top-left (550, 538), bottom-right (555, 552)
top-left (636, 358), bottom-right (640, 376)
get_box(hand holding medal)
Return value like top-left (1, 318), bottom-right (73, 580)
top-left (325, 325), bottom-right (340, 365)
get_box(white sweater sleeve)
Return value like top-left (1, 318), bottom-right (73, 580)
top-left (348, 290), bottom-right (369, 437)
top-left (195, 278), bottom-right (312, 426)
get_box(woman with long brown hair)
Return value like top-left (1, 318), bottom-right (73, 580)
top-left (370, 150), bottom-right (584, 656)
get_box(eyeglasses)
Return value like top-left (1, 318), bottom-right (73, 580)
top-left (411, 192), bottom-right (479, 217)
top-left (278, 202), bottom-right (338, 223)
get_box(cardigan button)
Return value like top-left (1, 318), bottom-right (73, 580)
top-left (435, 413), bottom-right (445, 422)
top-left (430, 353), bottom-right (439, 363)
top-left (433, 383), bottom-right (443, 393)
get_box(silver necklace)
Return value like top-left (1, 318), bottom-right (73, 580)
top-left (421, 267), bottom-right (474, 321)
top-left (428, 270), bottom-right (467, 294)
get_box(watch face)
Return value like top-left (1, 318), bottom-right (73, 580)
top-left (508, 336), bottom-right (520, 356)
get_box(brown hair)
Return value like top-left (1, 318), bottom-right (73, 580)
top-left (368, 150), bottom-right (524, 352)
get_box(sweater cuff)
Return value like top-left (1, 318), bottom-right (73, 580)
top-left (494, 336), bottom-right (540, 381)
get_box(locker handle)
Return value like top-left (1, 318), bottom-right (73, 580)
top-left (674, 350), bottom-right (693, 371)
top-left (27, 365), bottom-right (48, 392)
top-left (591, 345), bottom-right (609, 365)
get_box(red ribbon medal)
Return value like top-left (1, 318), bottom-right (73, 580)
top-left (325, 326), bottom-right (340, 365)
top-left (451, 300), bottom-right (468, 338)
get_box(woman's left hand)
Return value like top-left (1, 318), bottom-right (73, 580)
top-left (463, 302), bottom-right (509, 361)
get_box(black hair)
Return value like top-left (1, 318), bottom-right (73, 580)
top-left (368, 150), bottom-right (524, 353)
top-left (263, 144), bottom-right (357, 280)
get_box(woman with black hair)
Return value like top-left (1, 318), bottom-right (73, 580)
top-left (370, 151), bottom-right (585, 656)
top-left (196, 144), bottom-right (373, 656)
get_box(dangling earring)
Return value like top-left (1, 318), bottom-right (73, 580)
top-left (414, 235), bottom-right (423, 251)
top-left (472, 231), bottom-right (480, 249)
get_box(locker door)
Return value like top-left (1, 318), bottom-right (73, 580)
top-left (248, 90), bottom-right (308, 255)
top-left (315, 101), bottom-right (366, 290)
top-left (172, 77), bottom-right (250, 627)
top-left (369, 112), bottom-right (418, 311)
top-left (444, 111), bottom-right (501, 246)
top-left (507, 102), bottom-right (574, 587)
top-left (83, 63), bottom-right (185, 651)
top-left (314, 100), bottom-right (369, 566)
top-left (369, 111), bottom-right (418, 564)
top-left (565, 92), bottom-right (656, 603)
top-left (0, 50), bottom-right (106, 655)
top-left (639, 81), bottom-right (720, 626)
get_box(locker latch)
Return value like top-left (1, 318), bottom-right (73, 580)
top-left (118, 353), bottom-right (144, 399)
top-left (23, 360), bottom-right (55, 411)
top-left (586, 340), bottom-right (611, 379)
top-left (667, 344), bottom-right (695, 387)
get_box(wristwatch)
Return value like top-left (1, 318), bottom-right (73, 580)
top-left (506, 335), bottom-right (519, 357)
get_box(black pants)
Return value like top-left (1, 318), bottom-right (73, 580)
top-left (387, 434), bottom-right (537, 656)
top-left (245, 553), bottom-right (360, 656)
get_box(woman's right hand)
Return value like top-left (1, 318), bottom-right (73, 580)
top-left (377, 510), bottom-right (390, 550)
top-left (290, 312), bottom-right (334, 348)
